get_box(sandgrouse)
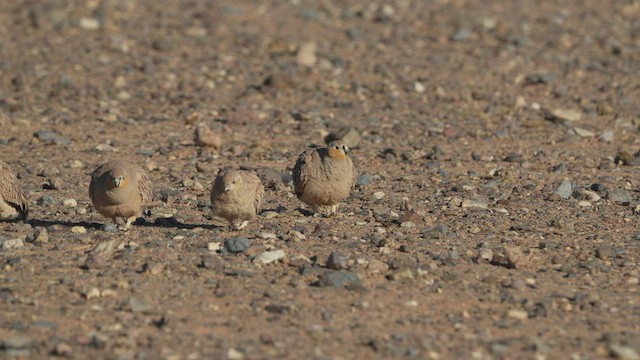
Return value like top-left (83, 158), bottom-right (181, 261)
top-left (89, 160), bottom-right (152, 230)
top-left (293, 141), bottom-right (355, 215)
top-left (0, 160), bottom-right (28, 220)
top-left (211, 169), bottom-right (264, 230)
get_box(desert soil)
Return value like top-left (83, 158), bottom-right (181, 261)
top-left (1, 0), bottom-right (640, 359)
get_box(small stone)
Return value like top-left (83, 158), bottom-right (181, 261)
top-left (70, 226), bottom-right (86, 234)
top-left (207, 242), bottom-right (221, 252)
top-left (387, 269), bottom-right (414, 281)
top-left (314, 270), bottom-right (362, 289)
top-left (451, 27), bottom-right (471, 41)
top-left (595, 246), bottom-right (614, 260)
top-left (63, 198), bottom-right (78, 207)
top-left (414, 82), bottom-right (426, 93)
top-left (553, 180), bottom-right (572, 199)
top-left (33, 130), bottom-right (58, 143)
top-left (28, 227), bottom-right (49, 244)
top-left (367, 259), bottom-right (389, 273)
top-left (461, 198), bottom-right (488, 209)
top-left (609, 345), bottom-right (640, 360)
top-left (261, 211), bottom-right (278, 219)
top-left (507, 309), bottom-right (529, 320)
top-left (477, 248), bottom-right (493, 262)
top-left (129, 296), bottom-right (153, 313)
top-left (326, 252), bottom-right (348, 270)
top-left (296, 42), bottom-right (317, 67)
top-left (505, 246), bottom-right (527, 269)
top-left (79, 17), bottom-right (100, 30)
top-left (1, 335), bottom-right (32, 349)
top-left (599, 130), bottom-right (614, 143)
top-left (200, 255), bottom-right (224, 270)
top-left (227, 348), bottom-right (245, 360)
top-left (256, 232), bottom-right (277, 240)
top-left (194, 123), bottom-right (222, 148)
top-left (356, 174), bottom-right (372, 187)
top-left (373, 191), bottom-right (385, 200)
top-left (223, 237), bottom-right (250, 254)
top-left (573, 127), bottom-right (595, 137)
top-left (253, 250), bottom-right (286, 264)
top-left (550, 108), bottom-right (581, 122)
top-left (607, 189), bottom-right (632, 205)
top-left (2, 237), bottom-right (24, 250)
top-left (100, 223), bottom-right (118, 233)
top-left (86, 287), bottom-right (101, 299)
top-left (45, 177), bottom-right (63, 190)
top-left (37, 195), bottom-right (55, 205)
top-left (53, 342), bottom-right (72, 356)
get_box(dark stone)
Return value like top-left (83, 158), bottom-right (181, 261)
top-left (223, 237), bottom-right (251, 254)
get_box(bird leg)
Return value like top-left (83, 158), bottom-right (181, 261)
top-left (120, 216), bottom-right (137, 231)
top-left (232, 220), bottom-right (249, 230)
top-left (330, 204), bottom-right (340, 215)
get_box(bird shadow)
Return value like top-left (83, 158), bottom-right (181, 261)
top-left (24, 218), bottom-right (221, 231)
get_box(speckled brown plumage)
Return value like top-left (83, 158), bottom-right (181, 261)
top-left (0, 160), bottom-right (28, 220)
top-left (293, 141), bottom-right (355, 215)
top-left (89, 160), bottom-right (152, 230)
top-left (211, 169), bottom-right (264, 230)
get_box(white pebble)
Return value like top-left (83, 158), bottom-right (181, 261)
top-left (70, 226), bottom-right (86, 234)
top-left (63, 198), bottom-right (78, 207)
top-left (373, 191), bottom-right (385, 200)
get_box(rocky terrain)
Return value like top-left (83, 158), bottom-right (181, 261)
top-left (1, 0), bottom-right (640, 358)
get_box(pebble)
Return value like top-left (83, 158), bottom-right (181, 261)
top-left (373, 191), bottom-right (385, 200)
top-left (253, 250), bottom-right (286, 264)
top-left (573, 127), bottom-right (595, 137)
top-left (33, 130), bottom-right (58, 143)
top-left (86, 287), bottom-right (101, 299)
top-left (28, 227), bottom-right (49, 244)
top-left (63, 198), bottom-right (78, 207)
top-left (2, 237), bottom-right (25, 250)
top-left (387, 269), bottom-right (414, 281)
top-left (256, 232), bottom-right (277, 240)
top-left (1, 335), bottom-right (32, 349)
top-left (356, 174), bottom-right (372, 187)
top-left (507, 309), bottom-right (528, 320)
top-left (461, 198), bottom-right (488, 209)
top-left (326, 252), bottom-right (348, 270)
top-left (414, 82), bottom-right (426, 93)
top-left (37, 195), bottom-right (55, 205)
top-left (367, 259), bottom-right (389, 273)
top-left (609, 345), bottom-right (640, 360)
top-left (223, 237), bottom-right (250, 253)
top-left (70, 226), bottom-right (86, 234)
top-left (599, 130), bottom-right (614, 143)
top-left (227, 348), bottom-right (245, 360)
top-left (451, 27), bottom-right (471, 41)
top-left (553, 180), bottom-right (572, 199)
top-left (79, 17), bottom-right (100, 30)
top-left (207, 242), bottom-right (221, 252)
top-left (595, 246), bottom-right (614, 260)
top-left (100, 223), bottom-right (118, 233)
top-left (129, 296), bottom-right (153, 313)
top-left (261, 211), bottom-right (278, 219)
top-left (551, 108), bottom-right (581, 122)
top-left (194, 123), bottom-right (222, 148)
top-left (296, 42), bottom-right (317, 67)
top-left (477, 248), bottom-right (493, 262)
top-left (607, 189), bottom-right (632, 205)
top-left (53, 342), bottom-right (72, 356)
top-left (314, 270), bottom-right (362, 289)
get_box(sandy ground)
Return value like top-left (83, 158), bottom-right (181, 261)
top-left (1, 0), bottom-right (640, 359)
